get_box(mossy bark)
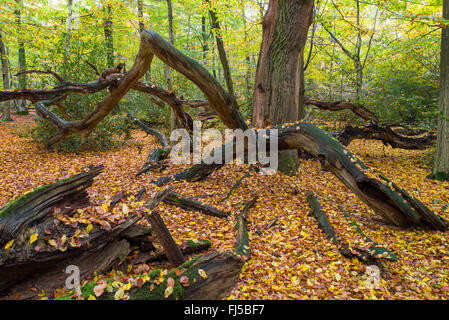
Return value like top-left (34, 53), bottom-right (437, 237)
top-left (55, 251), bottom-right (244, 300)
top-left (252, 0), bottom-right (314, 175)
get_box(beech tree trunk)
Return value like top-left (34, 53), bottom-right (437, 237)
top-left (208, 1), bottom-right (238, 108)
top-left (0, 30), bottom-right (11, 121)
top-left (433, 0), bottom-right (449, 181)
top-left (64, 0), bottom-right (73, 59)
top-left (252, 0), bottom-right (314, 175)
top-left (165, 0), bottom-right (177, 132)
top-left (15, 0), bottom-right (28, 114)
top-left (103, 2), bottom-right (114, 68)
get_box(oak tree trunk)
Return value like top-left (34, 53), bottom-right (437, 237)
top-left (252, 0), bottom-right (314, 175)
top-left (0, 30), bottom-right (11, 121)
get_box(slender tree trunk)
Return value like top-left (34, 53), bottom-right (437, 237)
top-left (208, 2), bottom-right (238, 107)
top-left (165, 0), bottom-right (177, 132)
top-left (0, 30), bottom-right (12, 121)
top-left (242, 8), bottom-right (253, 109)
top-left (103, 2), bottom-right (114, 68)
top-left (137, 0), bottom-right (151, 83)
top-left (355, 0), bottom-right (363, 102)
top-left (64, 0), bottom-right (73, 59)
top-left (433, 0), bottom-right (449, 180)
top-left (201, 16), bottom-right (209, 62)
top-left (252, 0), bottom-right (314, 175)
top-left (299, 54), bottom-right (306, 120)
top-left (102, 2), bottom-right (118, 114)
top-left (15, 0), bottom-right (28, 114)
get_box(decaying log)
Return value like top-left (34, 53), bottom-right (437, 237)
top-left (163, 192), bottom-right (229, 218)
top-left (234, 196), bottom-right (258, 260)
top-left (131, 239), bottom-right (211, 265)
top-left (56, 250), bottom-right (245, 300)
top-left (281, 123), bottom-right (448, 230)
top-left (0, 168), bottom-right (174, 297)
top-left (129, 188), bottom-right (228, 219)
top-left (144, 210), bottom-right (185, 267)
top-left (221, 165), bottom-right (255, 202)
top-left (336, 123), bottom-right (436, 150)
top-left (337, 205), bottom-right (397, 261)
top-left (55, 188), bottom-right (252, 300)
top-left (0, 165), bottom-right (104, 245)
top-left (306, 191), bottom-right (397, 263)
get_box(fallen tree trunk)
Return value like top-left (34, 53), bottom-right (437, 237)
top-left (55, 190), bottom-right (255, 300)
top-left (163, 192), bottom-right (229, 218)
top-left (131, 239), bottom-right (212, 265)
top-left (336, 123), bottom-right (436, 149)
top-left (280, 123), bottom-right (448, 230)
top-left (234, 196), bottom-right (258, 260)
top-left (56, 250), bottom-right (244, 300)
top-left (306, 191), bottom-right (397, 263)
top-left (0, 167), bottom-right (180, 298)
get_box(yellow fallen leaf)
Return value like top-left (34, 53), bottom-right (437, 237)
top-left (48, 239), bottom-right (57, 247)
top-left (114, 288), bottom-right (125, 300)
top-left (198, 269), bottom-right (207, 279)
top-left (88, 295), bottom-right (96, 300)
top-left (86, 224), bottom-right (93, 234)
top-left (4, 239), bottom-right (14, 250)
top-left (122, 204), bottom-right (129, 215)
top-left (30, 233), bottom-right (38, 244)
top-left (164, 286), bottom-right (173, 298)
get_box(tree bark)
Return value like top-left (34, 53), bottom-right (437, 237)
top-left (64, 0), bottom-right (73, 59)
top-left (15, 0), bottom-right (28, 114)
top-left (208, 1), bottom-right (238, 108)
top-left (103, 2), bottom-right (114, 68)
top-left (0, 30), bottom-right (11, 121)
top-left (165, 0), bottom-right (177, 133)
top-left (433, 0), bottom-right (449, 181)
top-left (252, 0), bottom-right (314, 175)
top-left (144, 210), bottom-right (185, 267)
top-left (0, 169), bottom-right (177, 297)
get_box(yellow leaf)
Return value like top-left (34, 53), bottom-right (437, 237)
top-left (198, 269), bottom-right (207, 279)
top-left (124, 282), bottom-right (132, 291)
top-left (164, 286), bottom-right (173, 298)
top-left (87, 295), bottom-right (96, 300)
top-left (4, 239), bottom-right (14, 250)
top-left (101, 202), bottom-right (109, 212)
top-left (122, 204), bottom-right (129, 215)
top-left (86, 224), bottom-right (93, 234)
top-left (48, 239), bottom-right (57, 247)
top-left (30, 233), bottom-right (38, 244)
top-left (114, 288), bottom-right (125, 300)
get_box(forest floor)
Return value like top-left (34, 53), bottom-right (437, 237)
top-left (1, 114), bottom-right (449, 300)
